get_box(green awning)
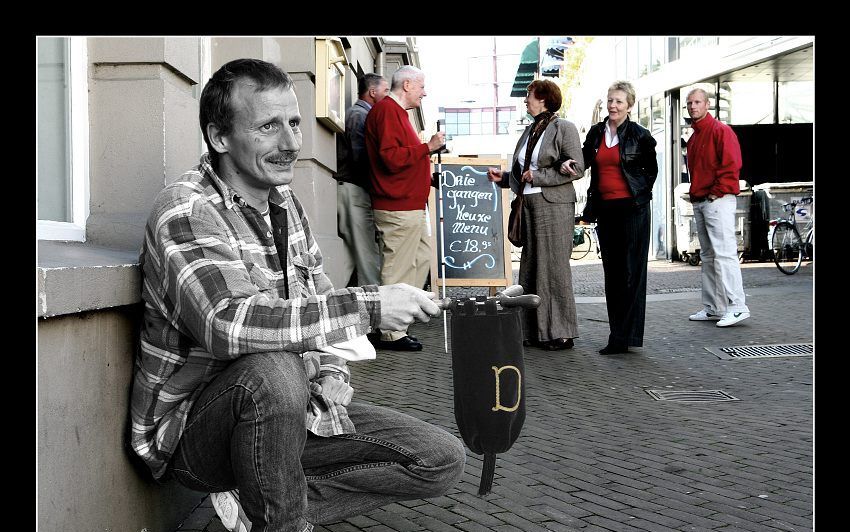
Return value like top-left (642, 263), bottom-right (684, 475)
top-left (511, 39), bottom-right (538, 97)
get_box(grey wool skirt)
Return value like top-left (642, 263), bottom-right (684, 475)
top-left (517, 192), bottom-right (578, 342)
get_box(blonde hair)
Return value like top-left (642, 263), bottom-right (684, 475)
top-left (608, 80), bottom-right (636, 108)
top-left (686, 87), bottom-right (711, 106)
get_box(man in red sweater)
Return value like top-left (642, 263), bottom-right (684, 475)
top-left (365, 65), bottom-right (445, 350)
top-left (685, 87), bottom-right (750, 328)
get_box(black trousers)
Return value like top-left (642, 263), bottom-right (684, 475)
top-left (595, 199), bottom-right (650, 347)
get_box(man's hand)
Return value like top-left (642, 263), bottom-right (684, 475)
top-left (521, 169), bottom-right (534, 183)
top-left (377, 283), bottom-right (441, 332)
top-left (310, 375), bottom-right (354, 406)
top-left (486, 167), bottom-right (503, 183)
top-left (427, 131), bottom-right (446, 153)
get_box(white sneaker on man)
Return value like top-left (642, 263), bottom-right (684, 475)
top-left (689, 309), bottom-right (722, 321)
top-left (716, 311), bottom-right (750, 327)
top-left (211, 490), bottom-right (252, 532)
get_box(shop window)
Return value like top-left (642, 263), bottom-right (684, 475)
top-left (723, 81), bottom-right (774, 125)
top-left (651, 93), bottom-right (664, 133)
top-left (637, 98), bottom-right (650, 129)
top-left (778, 81), bottom-right (814, 123)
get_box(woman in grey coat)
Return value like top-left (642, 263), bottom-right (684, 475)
top-left (487, 79), bottom-right (585, 350)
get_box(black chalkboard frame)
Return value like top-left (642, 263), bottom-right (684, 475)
top-left (428, 157), bottom-right (511, 289)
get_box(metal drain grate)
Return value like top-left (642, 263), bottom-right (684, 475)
top-left (646, 389), bottom-right (739, 402)
top-left (705, 343), bottom-right (813, 360)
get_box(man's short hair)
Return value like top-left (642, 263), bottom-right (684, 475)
top-left (527, 79), bottom-right (563, 113)
top-left (358, 73), bottom-right (386, 98)
top-left (608, 80), bottom-right (637, 108)
top-left (390, 65), bottom-right (423, 91)
top-left (687, 87), bottom-right (711, 106)
top-left (199, 58), bottom-right (293, 165)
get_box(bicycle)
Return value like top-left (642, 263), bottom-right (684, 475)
top-left (769, 196), bottom-right (813, 275)
top-left (511, 223), bottom-right (602, 262)
top-left (571, 222), bottom-right (601, 261)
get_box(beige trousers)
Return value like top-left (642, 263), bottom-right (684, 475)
top-left (373, 208), bottom-right (433, 341)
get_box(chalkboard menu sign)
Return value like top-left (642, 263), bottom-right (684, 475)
top-left (429, 157), bottom-right (511, 288)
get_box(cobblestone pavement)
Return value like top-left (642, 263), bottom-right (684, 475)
top-left (178, 259), bottom-right (814, 532)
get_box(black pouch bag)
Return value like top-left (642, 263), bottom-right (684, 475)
top-left (449, 296), bottom-right (526, 495)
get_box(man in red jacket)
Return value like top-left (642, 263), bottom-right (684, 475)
top-left (365, 65), bottom-right (445, 350)
top-left (685, 87), bottom-right (750, 328)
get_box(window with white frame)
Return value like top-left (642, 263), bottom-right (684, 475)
top-left (637, 97), bottom-right (650, 129)
top-left (37, 36), bottom-right (88, 241)
top-left (443, 107), bottom-right (515, 137)
top-left (651, 93), bottom-right (665, 133)
top-left (496, 108), bottom-right (514, 134)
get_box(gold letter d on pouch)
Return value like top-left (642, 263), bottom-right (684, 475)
top-left (491, 365), bottom-right (522, 412)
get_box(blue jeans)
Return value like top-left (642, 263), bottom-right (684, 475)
top-left (169, 352), bottom-right (465, 532)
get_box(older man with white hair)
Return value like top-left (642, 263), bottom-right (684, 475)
top-left (365, 65), bottom-right (445, 351)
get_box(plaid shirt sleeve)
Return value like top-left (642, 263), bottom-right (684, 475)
top-left (147, 184), bottom-right (381, 358)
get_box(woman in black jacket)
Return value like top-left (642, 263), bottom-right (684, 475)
top-left (570, 80), bottom-right (657, 354)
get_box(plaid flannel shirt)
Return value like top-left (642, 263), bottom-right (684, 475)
top-left (130, 154), bottom-right (381, 479)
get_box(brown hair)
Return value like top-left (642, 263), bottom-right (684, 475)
top-left (527, 79), bottom-right (562, 113)
top-left (200, 58), bottom-right (293, 166)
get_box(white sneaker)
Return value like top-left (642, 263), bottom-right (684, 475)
top-left (716, 311), bottom-right (750, 328)
top-left (689, 309), bottom-right (721, 321)
top-left (211, 490), bottom-right (252, 532)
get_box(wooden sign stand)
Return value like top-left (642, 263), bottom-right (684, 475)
top-left (428, 157), bottom-right (511, 296)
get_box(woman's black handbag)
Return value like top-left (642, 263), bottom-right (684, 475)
top-left (447, 286), bottom-right (540, 495)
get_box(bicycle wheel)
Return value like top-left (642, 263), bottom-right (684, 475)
top-left (571, 228), bottom-right (592, 260)
top-left (772, 222), bottom-right (803, 275)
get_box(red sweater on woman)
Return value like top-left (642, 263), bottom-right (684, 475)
top-left (364, 96), bottom-right (431, 211)
top-left (596, 139), bottom-right (632, 200)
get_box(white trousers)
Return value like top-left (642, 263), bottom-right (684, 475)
top-left (692, 194), bottom-right (749, 314)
